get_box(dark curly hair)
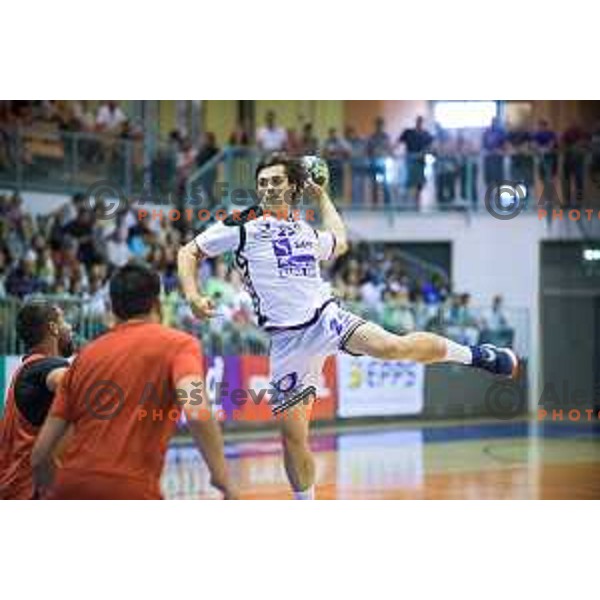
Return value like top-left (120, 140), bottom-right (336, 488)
top-left (17, 299), bottom-right (60, 350)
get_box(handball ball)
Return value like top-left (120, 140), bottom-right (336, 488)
top-left (302, 156), bottom-right (329, 187)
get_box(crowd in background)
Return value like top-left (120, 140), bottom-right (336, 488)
top-left (247, 110), bottom-right (600, 208)
top-left (3, 102), bottom-right (600, 212)
top-left (0, 100), bottom-right (142, 140)
top-left (0, 190), bottom-right (514, 354)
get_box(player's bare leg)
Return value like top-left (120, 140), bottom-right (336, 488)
top-left (344, 321), bottom-right (519, 377)
top-left (279, 396), bottom-right (316, 499)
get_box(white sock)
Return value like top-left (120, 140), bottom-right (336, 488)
top-left (293, 485), bottom-right (315, 500)
top-left (443, 339), bottom-right (472, 365)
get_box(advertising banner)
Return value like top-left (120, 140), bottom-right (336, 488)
top-left (337, 356), bottom-right (424, 417)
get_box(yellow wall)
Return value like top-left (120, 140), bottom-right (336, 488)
top-left (254, 100), bottom-right (344, 139)
top-left (158, 101), bottom-right (177, 136)
top-left (203, 100), bottom-right (238, 145)
top-left (344, 100), bottom-right (431, 138)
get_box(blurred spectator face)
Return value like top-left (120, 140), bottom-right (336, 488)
top-left (163, 247), bottom-right (177, 265)
top-left (345, 126), bottom-right (356, 139)
top-left (32, 234), bottom-right (46, 252)
top-left (22, 256), bottom-right (35, 276)
top-left (90, 263), bottom-right (107, 281)
top-left (375, 117), bottom-right (385, 132)
top-left (204, 132), bottom-right (217, 147)
top-left (63, 239), bottom-right (79, 262)
top-left (70, 279), bottom-right (83, 295)
top-left (266, 111), bottom-right (276, 128)
top-left (328, 128), bottom-right (337, 140)
top-left (493, 295), bottom-right (503, 309)
top-left (416, 116), bottom-right (424, 130)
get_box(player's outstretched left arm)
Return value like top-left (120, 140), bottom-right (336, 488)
top-left (178, 242), bottom-right (216, 320)
top-left (305, 179), bottom-right (348, 259)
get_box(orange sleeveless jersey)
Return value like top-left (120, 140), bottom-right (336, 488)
top-left (0, 354), bottom-right (47, 500)
top-left (48, 321), bottom-right (204, 499)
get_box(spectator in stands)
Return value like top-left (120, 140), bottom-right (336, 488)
top-left (482, 117), bottom-right (507, 189)
top-left (286, 128), bottom-right (302, 155)
top-left (96, 101), bottom-right (127, 133)
top-left (589, 120), bottom-right (600, 187)
top-left (532, 119), bottom-right (558, 187)
top-left (508, 125), bottom-right (534, 201)
top-left (366, 117), bottom-right (393, 206)
top-left (62, 206), bottom-right (103, 266)
top-left (480, 294), bottom-right (514, 347)
top-left (345, 126), bottom-right (367, 207)
top-left (456, 132), bottom-right (479, 208)
top-left (561, 122), bottom-right (588, 206)
top-left (71, 101), bottom-right (95, 132)
top-left (322, 127), bottom-right (349, 199)
top-left (95, 101), bottom-right (128, 168)
top-left (359, 269), bottom-right (384, 315)
top-left (195, 132), bottom-right (220, 205)
top-left (106, 226), bottom-right (131, 267)
top-left (205, 258), bottom-right (235, 305)
top-left (382, 286), bottom-right (416, 334)
top-left (420, 277), bottom-right (443, 305)
top-left (229, 121), bottom-right (251, 146)
top-left (445, 293), bottom-right (479, 345)
top-left (410, 291), bottom-right (431, 331)
top-left (434, 134), bottom-right (458, 206)
top-left (300, 123), bottom-right (319, 156)
top-left (6, 252), bottom-right (45, 297)
top-left (36, 246), bottom-right (56, 289)
top-left (175, 137), bottom-right (198, 197)
top-left (398, 116), bottom-right (434, 208)
top-left (256, 110), bottom-right (287, 153)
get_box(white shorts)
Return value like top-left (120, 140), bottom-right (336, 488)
top-left (268, 299), bottom-right (365, 415)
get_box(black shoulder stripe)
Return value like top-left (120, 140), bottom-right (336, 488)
top-left (223, 204), bottom-right (263, 227)
top-left (237, 223), bottom-right (246, 255)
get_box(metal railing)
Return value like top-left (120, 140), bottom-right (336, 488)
top-left (186, 146), bottom-right (600, 213)
top-left (3, 129), bottom-right (596, 213)
top-left (0, 126), bottom-right (178, 197)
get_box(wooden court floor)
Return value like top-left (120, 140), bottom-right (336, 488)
top-left (162, 420), bottom-right (600, 500)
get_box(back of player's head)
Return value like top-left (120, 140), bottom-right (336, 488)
top-left (110, 262), bottom-right (161, 320)
top-left (17, 299), bottom-right (60, 351)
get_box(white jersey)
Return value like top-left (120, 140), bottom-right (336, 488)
top-left (193, 207), bottom-right (336, 330)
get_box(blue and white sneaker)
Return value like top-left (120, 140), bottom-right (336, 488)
top-left (470, 344), bottom-right (519, 378)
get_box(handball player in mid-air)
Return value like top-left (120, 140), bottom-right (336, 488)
top-left (178, 154), bottom-right (519, 499)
